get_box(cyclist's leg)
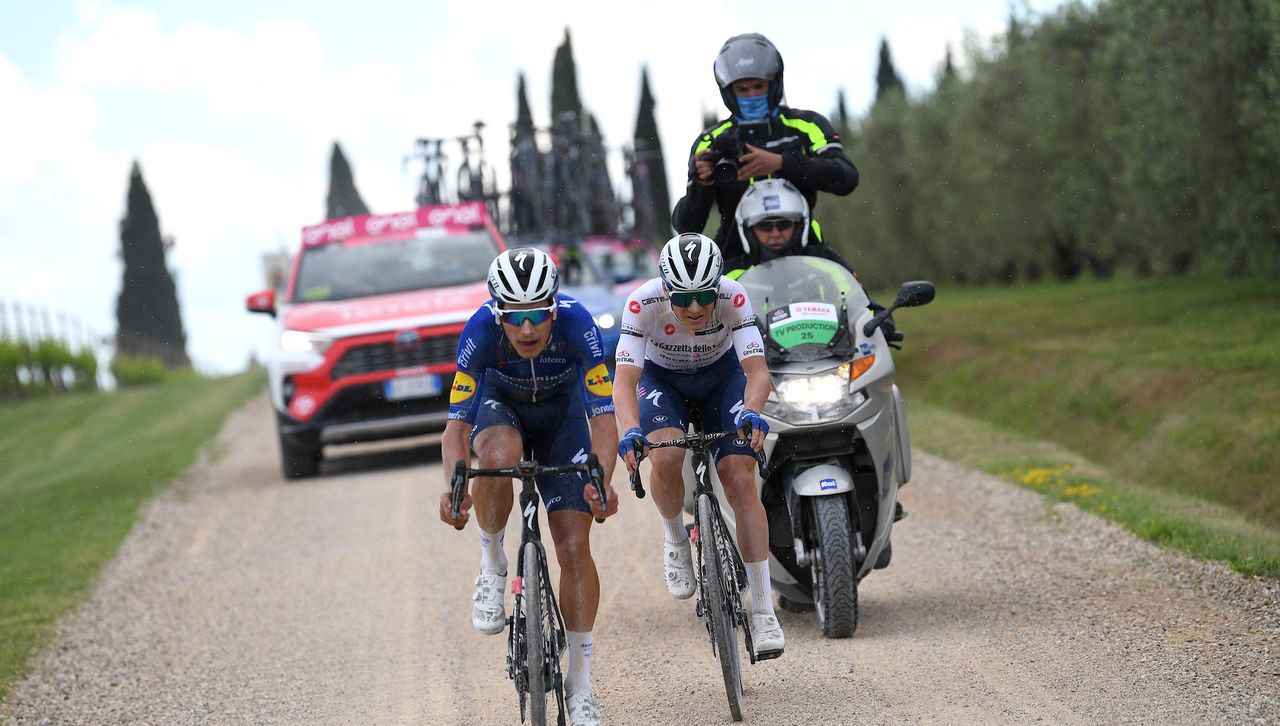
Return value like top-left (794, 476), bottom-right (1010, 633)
top-left (529, 392), bottom-right (598, 699)
top-left (468, 397), bottom-right (524, 634)
top-left (636, 365), bottom-right (689, 521)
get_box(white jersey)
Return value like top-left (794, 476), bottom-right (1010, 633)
top-left (615, 276), bottom-right (765, 371)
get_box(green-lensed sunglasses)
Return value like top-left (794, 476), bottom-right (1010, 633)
top-left (669, 289), bottom-right (719, 308)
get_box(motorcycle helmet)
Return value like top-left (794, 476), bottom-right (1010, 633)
top-left (713, 33), bottom-right (785, 116)
top-left (487, 247), bottom-right (559, 305)
top-left (659, 233), bottom-right (723, 291)
top-left (735, 178), bottom-right (810, 262)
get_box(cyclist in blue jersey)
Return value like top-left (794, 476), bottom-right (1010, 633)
top-left (438, 247), bottom-right (618, 726)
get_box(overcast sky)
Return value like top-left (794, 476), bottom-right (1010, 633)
top-left (0, 0), bottom-right (1067, 375)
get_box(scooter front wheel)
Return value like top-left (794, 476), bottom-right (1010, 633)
top-left (810, 494), bottom-right (859, 638)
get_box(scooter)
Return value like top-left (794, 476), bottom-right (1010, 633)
top-left (685, 256), bottom-right (934, 637)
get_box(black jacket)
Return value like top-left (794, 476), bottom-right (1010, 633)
top-left (671, 107), bottom-right (859, 253)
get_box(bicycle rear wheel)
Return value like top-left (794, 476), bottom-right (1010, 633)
top-left (523, 541), bottom-right (565, 725)
top-left (697, 494), bottom-right (745, 721)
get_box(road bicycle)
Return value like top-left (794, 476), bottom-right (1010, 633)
top-left (407, 137), bottom-right (448, 207)
top-left (451, 449), bottom-right (607, 726)
top-left (627, 411), bottom-right (770, 722)
top-left (456, 120), bottom-right (501, 226)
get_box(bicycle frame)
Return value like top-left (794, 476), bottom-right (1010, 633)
top-left (451, 454), bottom-right (606, 726)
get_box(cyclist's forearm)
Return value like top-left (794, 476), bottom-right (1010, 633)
top-left (441, 420), bottom-right (472, 488)
top-left (588, 413), bottom-right (619, 484)
top-left (741, 357), bottom-right (772, 413)
top-left (612, 364), bottom-right (643, 433)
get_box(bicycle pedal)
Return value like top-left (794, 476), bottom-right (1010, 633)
top-left (755, 648), bottom-right (784, 661)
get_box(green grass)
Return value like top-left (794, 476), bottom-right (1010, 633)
top-left (889, 275), bottom-right (1280, 576)
top-left (0, 371), bottom-right (264, 702)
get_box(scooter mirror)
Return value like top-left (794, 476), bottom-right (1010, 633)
top-left (895, 281), bottom-right (936, 309)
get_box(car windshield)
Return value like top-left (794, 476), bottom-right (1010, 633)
top-left (292, 229), bottom-right (499, 302)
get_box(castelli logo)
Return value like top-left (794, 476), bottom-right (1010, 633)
top-left (664, 324), bottom-right (676, 335)
top-left (629, 300), bottom-right (641, 314)
top-left (733, 294), bottom-right (745, 308)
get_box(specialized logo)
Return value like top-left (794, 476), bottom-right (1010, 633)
top-left (730, 400), bottom-right (745, 416)
top-left (733, 294), bottom-right (745, 308)
top-left (515, 251), bottom-right (529, 269)
top-left (584, 363), bottom-right (613, 397)
top-left (524, 499), bottom-right (537, 530)
top-left (449, 371), bottom-right (477, 404)
top-left (664, 324), bottom-right (676, 335)
top-left (484, 398), bottom-right (502, 410)
top-left (644, 389), bottom-right (664, 407)
top-left (572, 448), bottom-right (589, 464)
top-left (629, 300), bottom-right (642, 314)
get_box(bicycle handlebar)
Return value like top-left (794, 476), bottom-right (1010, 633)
top-left (628, 431), bottom-right (770, 498)
top-left (451, 457), bottom-right (609, 525)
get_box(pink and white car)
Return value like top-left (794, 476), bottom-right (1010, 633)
top-left (246, 202), bottom-right (504, 478)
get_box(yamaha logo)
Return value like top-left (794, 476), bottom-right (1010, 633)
top-left (394, 329), bottom-right (421, 349)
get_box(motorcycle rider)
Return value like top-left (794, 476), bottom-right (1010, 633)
top-left (672, 33), bottom-right (859, 259)
top-left (438, 247), bottom-right (618, 726)
top-left (612, 232), bottom-right (786, 658)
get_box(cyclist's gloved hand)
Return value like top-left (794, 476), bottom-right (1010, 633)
top-left (735, 409), bottom-right (769, 437)
top-left (618, 427), bottom-right (650, 460)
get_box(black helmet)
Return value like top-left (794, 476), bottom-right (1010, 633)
top-left (713, 33), bottom-right (785, 115)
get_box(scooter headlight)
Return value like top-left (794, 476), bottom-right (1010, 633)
top-left (766, 369), bottom-right (867, 424)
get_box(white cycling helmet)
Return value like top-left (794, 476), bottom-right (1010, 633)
top-left (487, 247), bottom-right (559, 305)
top-left (659, 233), bottom-right (723, 291)
top-left (735, 178), bottom-right (810, 257)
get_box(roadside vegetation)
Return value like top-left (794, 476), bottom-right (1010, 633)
top-left (0, 371), bottom-right (263, 702)
top-left (893, 276), bottom-right (1280, 578)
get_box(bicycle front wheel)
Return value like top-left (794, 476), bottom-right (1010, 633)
top-left (697, 494), bottom-right (745, 721)
top-left (523, 541), bottom-right (565, 725)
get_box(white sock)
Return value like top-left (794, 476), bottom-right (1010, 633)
top-left (745, 560), bottom-right (776, 617)
top-left (660, 514), bottom-right (688, 545)
top-left (565, 630), bottom-right (593, 696)
top-left (479, 526), bottom-right (506, 574)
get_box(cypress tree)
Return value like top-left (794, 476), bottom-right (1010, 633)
top-left (515, 72), bottom-right (535, 132)
top-left (633, 66), bottom-right (672, 242)
top-left (875, 37), bottom-right (906, 102)
top-left (115, 161), bottom-right (189, 368)
top-left (833, 88), bottom-right (852, 139)
top-left (326, 141), bottom-right (370, 220)
top-left (551, 28), bottom-right (584, 120)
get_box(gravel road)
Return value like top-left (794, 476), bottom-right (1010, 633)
top-left (4, 393), bottom-right (1277, 725)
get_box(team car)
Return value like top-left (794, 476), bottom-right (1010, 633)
top-left (245, 202), bottom-right (503, 478)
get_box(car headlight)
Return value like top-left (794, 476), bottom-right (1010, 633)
top-left (279, 330), bottom-right (333, 354)
top-left (594, 313), bottom-right (617, 329)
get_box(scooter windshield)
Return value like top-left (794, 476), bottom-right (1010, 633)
top-left (737, 257), bottom-right (870, 363)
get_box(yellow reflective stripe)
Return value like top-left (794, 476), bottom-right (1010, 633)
top-left (810, 219), bottom-right (823, 242)
top-left (779, 113), bottom-right (828, 151)
top-left (726, 268), bottom-right (747, 280)
top-left (694, 120), bottom-right (736, 156)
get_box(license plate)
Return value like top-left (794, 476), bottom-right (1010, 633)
top-left (384, 374), bottom-right (441, 401)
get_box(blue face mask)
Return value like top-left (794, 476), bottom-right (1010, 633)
top-left (736, 93), bottom-right (770, 120)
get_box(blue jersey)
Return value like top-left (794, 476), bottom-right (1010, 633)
top-left (447, 295), bottom-right (615, 424)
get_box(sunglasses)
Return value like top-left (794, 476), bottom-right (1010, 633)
top-left (754, 218), bottom-right (795, 233)
top-left (497, 303), bottom-right (556, 326)
top-left (669, 289), bottom-right (719, 308)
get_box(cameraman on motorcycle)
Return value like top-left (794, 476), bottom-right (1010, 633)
top-left (672, 33), bottom-right (859, 258)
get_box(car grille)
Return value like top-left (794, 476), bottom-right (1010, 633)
top-left (331, 333), bottom-right (461, 379)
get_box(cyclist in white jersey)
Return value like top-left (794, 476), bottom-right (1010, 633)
top-left (610, 232), bottom-right (785, 657)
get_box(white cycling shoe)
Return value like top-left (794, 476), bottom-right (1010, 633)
top-left (663, 540), bottom-right (695, 600)
top-left (471, 570), bottom-right (506, 635)
top-left (566, 691), bottom-right (602, 726)
top-left (751, 612), bottom-right (785, 658)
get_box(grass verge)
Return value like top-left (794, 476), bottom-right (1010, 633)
top-left (0, 371), bottom-right (264, 703)
top-left (905, 395), bottom-right (1280, 580)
